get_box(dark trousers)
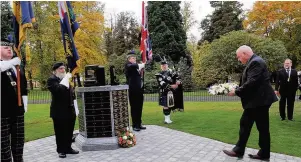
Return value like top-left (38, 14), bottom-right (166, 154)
top-left (279, 91), bottom-right (296, 120)
top-left (1, 115), bottom-right (24, 162)
top-left (129, 90), bottom-right (144, 128)
top-left (52, 117), bottom-right (76, 153)
top-left (233, 106), bottom-right (270, 158)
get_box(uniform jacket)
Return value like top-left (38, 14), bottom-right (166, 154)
top-left (1, 65), bottom-right (27, 117)
top-left (47, 75), bottom-right (76, 119)
top-left (124, 61), bottom-right (142, 92)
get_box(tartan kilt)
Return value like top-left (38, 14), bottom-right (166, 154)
top-left (1, 115), bottom-right (25, 162)
top-left (159, 95), bottom-right (168, 107)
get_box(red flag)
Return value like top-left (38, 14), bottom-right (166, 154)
top-left (140, 1), bottom-right (152, 63)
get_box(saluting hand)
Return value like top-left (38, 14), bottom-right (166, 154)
top-left (10, 57), bottom-right (21, 66)
top-left (65, 73), bottom-right (72, 79)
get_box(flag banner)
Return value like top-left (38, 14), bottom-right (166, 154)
top-left (140, 1), bottom-right (152, 63)
top-left (58, 1), bottom-right (80, 75)
top-left (12, 1), bottom-right (35, 58)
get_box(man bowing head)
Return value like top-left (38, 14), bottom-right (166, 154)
top-left (224, 45), bottom-right (277, 161)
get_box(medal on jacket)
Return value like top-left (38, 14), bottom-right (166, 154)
top-left (6, 70), bottom-right (17, 91)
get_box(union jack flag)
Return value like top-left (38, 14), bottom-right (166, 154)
top-left (140, 1), bottom-right (152, 63)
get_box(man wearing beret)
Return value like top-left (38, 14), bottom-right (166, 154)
top-left (47, 62), bottom-right (79, 158)
top-left (124, 50), bottom-right (146, 131)
top-left (1, 38), bottom-right (28, 162)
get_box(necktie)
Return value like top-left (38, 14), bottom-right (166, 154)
top-left (287, 69), bottom-right (290, 82)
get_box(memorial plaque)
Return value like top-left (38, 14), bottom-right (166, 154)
top-left (75, 85), bottom-right (129, 151)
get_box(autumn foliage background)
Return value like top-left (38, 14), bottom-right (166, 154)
top-left (1, 1), bottom-right (301, 90)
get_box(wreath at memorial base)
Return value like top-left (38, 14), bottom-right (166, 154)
top-left (117, 128), bottom-right (136, 148)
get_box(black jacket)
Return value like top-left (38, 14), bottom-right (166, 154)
top-left (275, 68), bottom-right (298, 95)
top-left (47, 75), bottom-right (76, 119)
top-left (1, 66), bottom-right (27, 117)
top-left (235, 54), bottom-right (278, 109)
top-left (124, 61), bottom-right (142, 92)
top-left (155, 69), bottom-right (180, 96)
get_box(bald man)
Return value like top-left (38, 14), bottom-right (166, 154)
top-left (224, 45), bottom-right (278, 161)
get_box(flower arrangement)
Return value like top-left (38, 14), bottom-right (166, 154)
top-left (208, 82), bottom-right (239, 95)
top-left (117, 128), bottom-right (136, 148)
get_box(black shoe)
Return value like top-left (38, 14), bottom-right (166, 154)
top-left (248, 154), bottom-right (270, 161)
top-left (133, 127), bottom-right (140, 131)
top-left (139, 125), bottom-right (146, 130)
top-left (281, 118), bottom-right (285, 121)
top-left (58, 153), bottom-right (66, 158)
top-left (288, 119), bottom-right (294, 121)
top-left (66, 149), bottom-right (79, 154)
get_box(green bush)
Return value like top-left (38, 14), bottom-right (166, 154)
top-left (192, 31), bottom-right (288, 87)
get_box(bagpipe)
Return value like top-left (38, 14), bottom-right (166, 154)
top-left (153, 55), bottom-right (183, 109)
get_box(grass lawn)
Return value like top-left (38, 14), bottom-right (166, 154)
top-left (27, 89), bottom-right (301, 99)
top-left (25, 101), bottom-right (301, 157)
top-left (28, 90), bottom-right (51, 100)
top-left (27, 89), bottom-right (213, 101)
top-left (24, 104), bottom-right (79, 142)
top-left (144, 90), bottom-right (212, 97)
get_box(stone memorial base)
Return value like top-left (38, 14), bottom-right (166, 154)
top-left (75, 134), bottom-right (118, 151)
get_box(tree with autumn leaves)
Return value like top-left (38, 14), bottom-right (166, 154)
top-left (3, 1), bottom-right (300, 89)
top-left (244, 1), bottom-right (301, 68)
top-left (26, 2), bottom-right (107, 89)
top-left (2, 1), bottom-right (141, 89)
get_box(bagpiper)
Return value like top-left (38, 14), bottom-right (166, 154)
top-left (155, 59), bottom-right (183, 124)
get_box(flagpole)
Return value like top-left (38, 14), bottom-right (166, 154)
top-left (141, 1), bottom-right (145, 90)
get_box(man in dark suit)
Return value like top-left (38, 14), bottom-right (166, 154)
top-left (223, 45), bottom-right (278, 161)
top-left (275, 59), bottom-right (298, 121)
top-left (124, 51), bottom-right (146, 131)
top-left (47, 62), bottom-right (79, 158)
top-left (1, 39), bottom-right (28, 162)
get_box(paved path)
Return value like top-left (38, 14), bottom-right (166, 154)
top-left (24, 125), bottom-right (301, 162)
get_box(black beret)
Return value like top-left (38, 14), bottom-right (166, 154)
top-left (1, 38), bottom-right (13, 46)
top-left (127, 50), bottom-right (136, 58)
top-left (161, 60), bottom-right (167, 65)
top-left (52, 62), bottom-right (65, 71)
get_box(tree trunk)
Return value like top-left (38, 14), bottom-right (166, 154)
top-left (28, 69), bottom-right (34, 90)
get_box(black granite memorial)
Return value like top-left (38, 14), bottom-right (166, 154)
top-left (75, 65), bottom-right (129, 151)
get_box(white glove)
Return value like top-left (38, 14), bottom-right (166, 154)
top-left (59, 73), bottom-right (72, 88)
top-left (0, 61), bottom-right (13, 72)
top-left (73, 100), bottom-right (79, 116)
top-left (138, 63), bottom-right (145, 71)
top-left (65, 73), bottom-right (72, 79)
top-left (10, 57), bottom-right (21, 66)
top-left (22, 96), bottom-right (28, 112)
